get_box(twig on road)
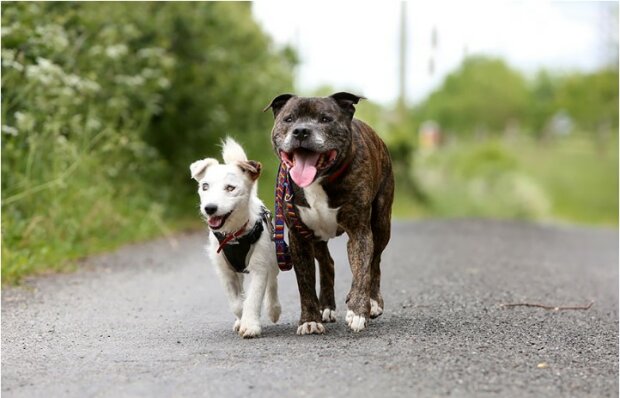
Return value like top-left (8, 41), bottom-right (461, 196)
top-left (499, 301), bottom-right (594, 311)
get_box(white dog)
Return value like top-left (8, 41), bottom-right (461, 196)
top-left (190, 138), bottom-right (281, 338)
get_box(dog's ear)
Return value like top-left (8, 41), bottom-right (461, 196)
top-left (329, 92), bottom-right (366, 118)
top-left (238, 160), bottom-right (262, 181)
top-left (263, 94), bottom-right (295, 117)
top-left (189, 158), bottom-right (218, 181)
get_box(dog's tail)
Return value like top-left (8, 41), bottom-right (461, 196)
top-left (221, 137), bottom-right (248, 164)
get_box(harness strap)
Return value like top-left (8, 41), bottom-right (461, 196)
top-left (213, 211), bottom-right (268, 273)
top-left (216, 222), bottom-right (248, 254)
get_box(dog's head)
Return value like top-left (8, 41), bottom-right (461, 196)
top-left (189, 138), bottom-right (262, 233)
top-left (264, 92), bottom-right (364, 188)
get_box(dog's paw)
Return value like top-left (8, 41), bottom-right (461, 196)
top-left (346, 310), bottom-right (367, 332)
top-left (370, 299), bottom-right (383, 318)
top-left (296, 321), bottom-right (325, 335)
top-left (238, 320), bottom-right (261, 338)
top-left (268, 303), bottom-right (282, 324)
top-left (321, 308), bottom-right (336, 323)
top-left (233, 319), bottom-right (241, 332)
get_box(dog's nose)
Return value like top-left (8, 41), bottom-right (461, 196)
top-left (204, 204), bottom-right (218, 215)
top-left (292, 127), bottom-right (311, 141)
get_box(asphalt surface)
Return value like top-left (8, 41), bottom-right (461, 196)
top-left (2, 220), bottom-right (618, 397)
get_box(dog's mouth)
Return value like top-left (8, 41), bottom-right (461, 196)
top-left (280, 149), bottom-right (337, 188)
top-left (206, 211), bottom-right (233, 231)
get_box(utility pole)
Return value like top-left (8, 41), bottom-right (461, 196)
top-left (429, 25), bottom-right (437, 76)
top-left (397, 1), bottom-right (407, 118)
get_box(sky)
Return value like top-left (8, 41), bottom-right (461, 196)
top-left (252, 1), bottom-right (617, 105)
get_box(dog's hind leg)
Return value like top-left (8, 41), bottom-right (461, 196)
top-left (264, 269), bottom-right (281, 323)
top-left (315, 241), bottom-right (336, 323)
top-left (369, 175), bottom-right (394, 319)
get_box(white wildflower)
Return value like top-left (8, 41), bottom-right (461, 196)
top-left (36, 57), bottom-right (53, 69)
top-left (81, 79), bottom-right (101, 93)
top-left (137, 47), bottom-right (164, 58)
top-left (115, 75), bottom-right (145, 87)
top-left (2, 58), bottom-right (24, 72)
top-left (64, 74), bottom-right (82, 87)
top-left (14, 112), bottom-right (35, 131)
top-left (105, 44), bottom-right (128, 59)
top-left (157, 77), bottom-right (170, 89)
top-left (86, 118), bottom-right (101, 131)
top-left (35, 24), bottom-right (69, 51)
top-left (140, 68), bottom-right (158, 79)
top-left (2, 125), bottom-right (18, 136)
top-left (1, 26), bottom-right (13, 37)
top-left (2, 49), bottom-right (15, 61)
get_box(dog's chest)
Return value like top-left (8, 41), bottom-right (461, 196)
top-left (297, 182), bottom-right (339, 241)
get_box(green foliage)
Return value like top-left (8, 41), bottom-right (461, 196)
top-left (401, 57), bottom-right (618, 224)
top-left (411, 135), bottom-right (618, 225)
top-left (414, 141), bottom-right (550, 219)
top-left (414, 55), bottom-right (619, 137)
top-left (517, 134), bottom-right (619, 225)
top-left (416, 57), bottom-right (530, 136)
top-left (1, 3), bottom-right (294, 283)
top-left (527, 70), bottom-right (562, 135)
top-left (555, 69), bottom-right (619, 132)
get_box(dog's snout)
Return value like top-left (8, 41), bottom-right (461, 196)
top-left (292, 127), bottom-right (311, 141)
top-left (204, 204), bottom-right (218, 215)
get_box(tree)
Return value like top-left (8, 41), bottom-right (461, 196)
top-left (415, 56), bottom-right (530, 136)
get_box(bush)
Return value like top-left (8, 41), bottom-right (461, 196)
top-left (1, 3), bottom-right (294, 283)
top-left (414, 142), bottom-right (550, 220)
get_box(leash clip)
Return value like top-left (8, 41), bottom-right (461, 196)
top-left (262, 209), bottom-right (275, 241)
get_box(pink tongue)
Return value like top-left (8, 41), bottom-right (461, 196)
top-left (290, 151), bottom-right (321, 188)
top-left (208, 216), bottom-right (223, 228)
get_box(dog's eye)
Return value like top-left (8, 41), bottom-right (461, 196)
top-left (320, 115), bottom-right (333, 123)
top-left (202, 183), bottom-right (209, 191)
top-left (283, 116), bottom-right (293, 123)
top-left (225, 185), bottom-right (236, 192)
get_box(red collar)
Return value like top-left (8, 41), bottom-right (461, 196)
top-left (327, 160), bottom-right (351, 183)
top-left (216, 221), bottom-right (249, 253)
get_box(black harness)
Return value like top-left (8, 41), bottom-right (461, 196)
top-left (213, 208), bottom-right (273, 273)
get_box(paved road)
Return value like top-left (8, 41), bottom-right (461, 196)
top-left (2, 220), bottom-right (618, 397)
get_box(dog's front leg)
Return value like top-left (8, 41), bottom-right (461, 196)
top-left (264, 269), bottom-right (281, 323)
top-left (290, 233), bottom-right (325, 335)
top-left (214, 262), bottom-right (244, 332)
top-left (238, 270), bottom-right (268, 338)
top-left (345, 226), bottom-right (374, 332)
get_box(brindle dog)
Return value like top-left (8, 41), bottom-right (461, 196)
top-left (264, 92), bottom-right (394, 334)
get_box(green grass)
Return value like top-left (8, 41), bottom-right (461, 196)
top-left (518, 135), bottom-right (618, 225)
top-left (401, 133), bottom-right (618, 226)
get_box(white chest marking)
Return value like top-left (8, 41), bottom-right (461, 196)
top-left (297, 181), bottom-right (339, 241)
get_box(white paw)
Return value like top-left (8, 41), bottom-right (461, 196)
top-left (370, 299), bottom-right (383, 318)
top-left (321, 308), bottom-right (336, 322)
top-left (238, 320), bottom-right (261, 338)
top-left (296, 321), bottom-right (325, 335)
top-left (233, 319), bottom-right (241, 332)
top-left (346, 310), bottom-right (367, 332)
top-left (268, 303), bottom-right (282, 323)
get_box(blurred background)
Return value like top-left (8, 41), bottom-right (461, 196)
top-left (1, 2), bottom-right (618, 284)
